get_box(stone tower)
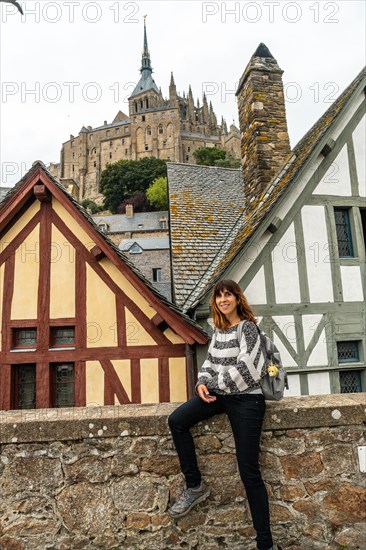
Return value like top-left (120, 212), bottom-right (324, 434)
top-left (236, 43), bottom-right (291, 212)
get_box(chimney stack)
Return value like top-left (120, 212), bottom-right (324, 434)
top-left (236, 43), bottom-right (291, 213)
top-left (125, 204), bottom-right (134, 218)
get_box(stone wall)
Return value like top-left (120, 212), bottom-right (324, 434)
top-left (0, 394), bottom-right (365, 550)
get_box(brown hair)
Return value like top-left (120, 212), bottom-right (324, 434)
top-left (210, 279), bottom-right (257, 331)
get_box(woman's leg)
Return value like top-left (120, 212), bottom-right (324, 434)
top-left (168, 396), bottom-right (224, 487)
top-left (226, 394), bottom-right (273, 550)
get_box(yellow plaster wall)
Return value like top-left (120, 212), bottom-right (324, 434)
top-left (0, 264), bottom-right (4, 351)
top-left (50, 225), bottom-right (75, 319)
top-left (86, 361), bottom-right (104, 406)
top-left (169, 358), bottom-right (187, 402)
top-left (164, 328), bottom-right (185, 344)
top-left (111, 359), bottom-right (132, 403)
top-left (100, 259), bottom-right (156, 319)
top-left (125, 309), bottom-right (156, 346)
top-left (86, 264), bottom-right (117, 347)
top-left (0, 201), bottom-right (40, 253)
top-left (11, 225), bottom-right (40, 320)
top-left (52, 198), bottom-right (96, 251)
top-left (140, 358), bottom-right (159, 403)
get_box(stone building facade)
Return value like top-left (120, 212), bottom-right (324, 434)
top-left (49, 21), bottom-right (240, 202)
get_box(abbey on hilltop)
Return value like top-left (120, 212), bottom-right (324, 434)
top-left (49, 20), bottom-right (240, 202)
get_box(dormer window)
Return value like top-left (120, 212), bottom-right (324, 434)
top-left (138, 224), bottom-right (144, 229)
top-left (98, 222), bottom-right (109, 233)
top-left (130, 243), bottom-right (142, 254)
top-left (159, 218), bottom-right (167, 230)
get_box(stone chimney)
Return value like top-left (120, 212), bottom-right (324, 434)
top-left (236, 43), bottom-right (291, 212)
top-left (125, 204), bottom-right (134, 218)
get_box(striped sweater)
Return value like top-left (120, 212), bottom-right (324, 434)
top-left (197, 320), bottom-right (266, 395)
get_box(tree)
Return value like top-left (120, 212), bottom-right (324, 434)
top-left (81, 199), bottom-right (104, 214)
top-left (193, 147), bottom-right (226, 166)
top-left (117, 192), bottom-right (153, 214)
top-left (100, 157), bottom-right (167, 213)
top-left (193, 147), bottom-right (241, 168)
top-left (146, 177), bottom-right (168, 210)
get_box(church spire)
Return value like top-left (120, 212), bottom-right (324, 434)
top-left (140, 15), bottom-right (152, 73)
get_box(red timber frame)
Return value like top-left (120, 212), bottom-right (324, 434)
top-left (0, 167), bottom-right (207, 410)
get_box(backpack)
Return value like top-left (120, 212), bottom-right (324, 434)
top-left (237, 321), bottom-right (289, 401)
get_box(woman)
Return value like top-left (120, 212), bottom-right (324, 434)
top-left (168, 280), bottom-right (278, 550)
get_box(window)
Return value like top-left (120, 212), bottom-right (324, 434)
top-left (93, 161), bottom-right (97, 168)
top-left (125, 126), bottom-right (129, 133)
top-left (340, 370), bottom-right (362, 393)
top-left (106, 130), bottom-right (110, 137)
top-left (125, 149), bottom-right (128, 155)
top-left (140, 100), bottom-right (143, 108)
top-left (152, 268), bottom-right (162, 282)
top-left (72, 152), bottom-right (75, 158)
top-left (98, 223), bottom-right (109, 233)
top-left (334, 209), bottom-right (354, 257)
top-left (171, 111), bottom-right (175, 118)
top-left (159, 219), bottom-right (167, 229)
top-left (138, 223), bottom-right (143, 229)
top-left (12, 328), bottom-right (37, 349)
top-left (145, 144), bottom-right (149, 151)
top-left (186, 156), bottom-right (189, 161)
top-left (122, 138), bottom-right (125, 144)
top-left (337, 341), bottom-right (360, 363)
top-left (162, 112), bottom-right (166, 119)
top-left (187, 147), bottom-right (190, 152)
top-left (50, 327), bottom-right (75, 348)
top-left (12, 364), bottom-right (36, 409)
top-left (153, 114), bottom-right (157, 121)
top-left (158, 125), bottom-right (163, 134)
top-left (72, 165), bottom-right (74, 172)
top-left (110, 141), bottom-right (113, 147)
top-left (146, 126), bottom-right (151, 136)
top-left (51, 363), bottom-right (74, 407)
top-left (116, 128), bottom-right (120, 134)
top-left (142, 115), bottom-right (146, 122)
top-left (109, 153), bottom-right (112, 159)
top-left (130, 243), bottom-right (142, 254)
top-left (163, 141), bottom-right (167, 149)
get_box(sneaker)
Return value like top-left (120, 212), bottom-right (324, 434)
top-left (168, 481), bottom-right (210, 518)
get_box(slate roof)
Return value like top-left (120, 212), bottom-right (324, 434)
top-left (93, 211), bottom-right (168, 233)
top-left (120, 237), bottom-right (170, 252)
top-left (169, 67), bottom-right (366, 312)
top-left (0, 187), bottom-right (12, 203)
top-left (167, 163), bottom-right (244, 309)
top-left (0, 162), bottom-right (207, 338)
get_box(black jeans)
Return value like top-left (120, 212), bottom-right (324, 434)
top-left (168, 393), bottom-right (273, 550)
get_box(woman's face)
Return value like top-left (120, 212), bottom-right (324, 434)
top-left (215, 288), bottom-right (238, 318)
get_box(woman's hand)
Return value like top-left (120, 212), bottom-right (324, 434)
top-left (197, 384), bottom-right (217, 403)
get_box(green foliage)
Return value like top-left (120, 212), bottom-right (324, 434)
top-left (193, 147), bottom-right (241, 168)
top-left (100, 157), bottom-right (167, 213)
top-left (146, 177), bottom-right (168, 210)
top-left (215, 155), bottom-right (241, 168)
top-left (81, 199), bottom-right (103, 214)
top-left (192, 147), bottom-right (226, 166)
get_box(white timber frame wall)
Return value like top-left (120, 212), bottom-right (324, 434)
top-left (197, 93), bottom-right (365, 397)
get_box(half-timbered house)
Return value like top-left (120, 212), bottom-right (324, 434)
top-left (168, 45), bottom-right (366, 396)
top-left (0, 163), bottom-right (207, 410)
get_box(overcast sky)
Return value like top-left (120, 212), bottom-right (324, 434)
top-left (0, 0), bottom-right (365, 188)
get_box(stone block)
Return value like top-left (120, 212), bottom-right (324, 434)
top-left (322, 482), bottom-right (366, 525)
top-left (141, 455), bottom-right (180, 476)
top-left (279, 451), bottom-right (323, 479)
top-left (112, 478), bottom-right (157, 512)
top-left (56, 482), bottom-right (117, 536)
top-left (63, 456), bottom-right (112, 482)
